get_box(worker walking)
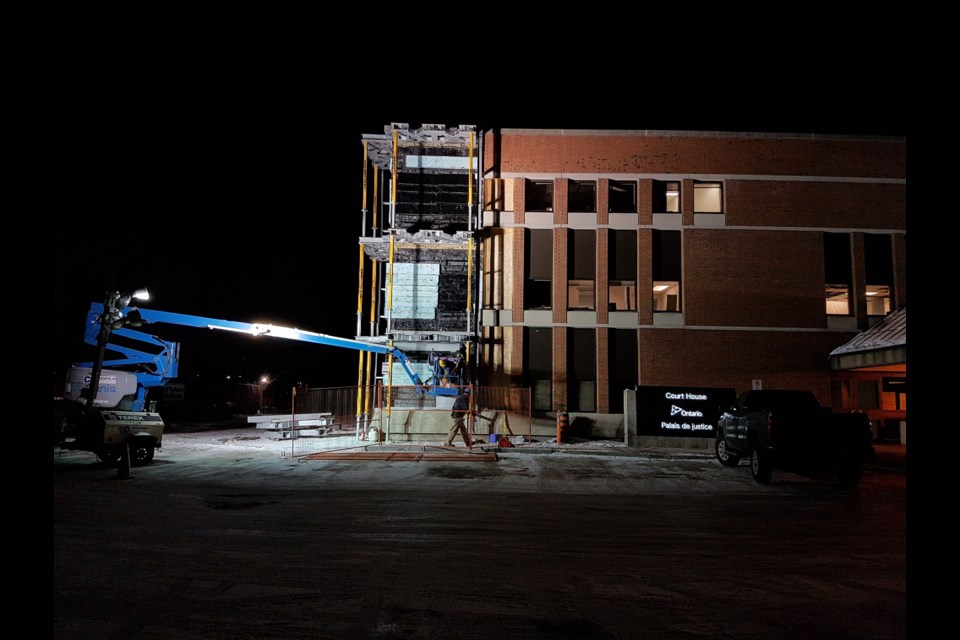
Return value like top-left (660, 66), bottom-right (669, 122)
top-left (445, 387), bottom-right (472, 447)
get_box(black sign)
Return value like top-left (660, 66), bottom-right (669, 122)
top-left (635, 386), bottom-right (736, 438)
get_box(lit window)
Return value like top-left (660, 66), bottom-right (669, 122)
top-left (568, 280), bottom-right (595, 310)
top-left (653, 230), bottom-right (681, 311)
top-left (693, 182), bottom-right (722, 213)
top-left (653, 180), bottom-right (680, 213)
top-left (824, 233), bottom-right (852, 316)
top-left (653, 281), bottom-right (680, 311)
top-left (608, 282), bottom-right (636, 311)
top-left (865, 234), bottom-right (894, 316)
top-left (825, 285), bottom-right (850, 315)
top-left (866, 285), bottom-right (891, 316)
top-left (567, 229), bottom-right (595, 310)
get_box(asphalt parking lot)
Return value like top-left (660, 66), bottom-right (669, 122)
top-left (54, 429), bottom-right (907, 640)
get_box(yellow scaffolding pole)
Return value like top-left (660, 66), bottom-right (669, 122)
top-left (466, 131), bottom-right (475, 348)
top-left (356, 142), bottom-right (368, 423)
top-left (365, 165), bottom-right (379, 422)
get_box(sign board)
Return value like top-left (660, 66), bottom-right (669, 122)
top-left (635, 386), bottom-right (736, 438)
top-left (163, 383), bottom-right (185, 402)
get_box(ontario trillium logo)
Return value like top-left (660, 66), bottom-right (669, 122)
top-left (671, 405), bottom-right (704, 418)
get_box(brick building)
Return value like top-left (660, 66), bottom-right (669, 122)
top-left (476, 128), bottom-right (906, 434)
top-left (355, 125), bottom-right (906, 441)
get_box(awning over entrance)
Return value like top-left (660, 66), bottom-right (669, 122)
top-left (829, 306), bottom-right (906, 371)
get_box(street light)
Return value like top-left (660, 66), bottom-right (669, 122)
top-left (258, 376), bottom-right (270, 414)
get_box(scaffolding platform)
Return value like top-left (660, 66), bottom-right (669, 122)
top-left (247, 413), bottom-right (334, 439)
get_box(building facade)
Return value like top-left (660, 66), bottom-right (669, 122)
top-left (476, 129), bottom-right (906, 426)
top-left (354, 125), bottom-right (906, 440)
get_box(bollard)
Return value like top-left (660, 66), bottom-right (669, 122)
top-left (556, 411), bottom-right (569, 444)
top-left (117, 441), bottom-right (133, 479)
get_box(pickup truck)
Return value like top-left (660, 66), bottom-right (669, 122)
top-left (714, 389), bottom-right (874, 486)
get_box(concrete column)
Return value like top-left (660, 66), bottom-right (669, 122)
top-left (623, 388), bottom-right (637, 446)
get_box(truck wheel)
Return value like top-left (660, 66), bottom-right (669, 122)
top-left (96, 447), bottom-right (121, 465)
top-left (130, 440), bottom-right (156, 466)
top-left (715, 436), bottom-right (740, 466)
top-left (750, 448), bottom-right (772, 483)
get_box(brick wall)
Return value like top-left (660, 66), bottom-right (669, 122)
top-left (499, 132), bottom-right (905, 179)
top-left (726, 180), bottom-right (906, 229)
top-left (637, 329), bottom-right (855, 405)
top-left (682, 229), bottom-right (826, 328)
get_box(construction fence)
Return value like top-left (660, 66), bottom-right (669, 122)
top-left (266, 384), bottom-right (532, 459)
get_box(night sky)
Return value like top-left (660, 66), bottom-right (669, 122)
top-left (54, 4), bottom-right (907, 394)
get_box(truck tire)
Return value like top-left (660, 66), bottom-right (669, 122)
top-left (715, 436), bottom-right (740, 466)
top-left (750, 447), bottom-right (773, 483)
top-left (96, 447), bottom-right (122, 465)
top-left (130, 439), bottom-right (156, 466)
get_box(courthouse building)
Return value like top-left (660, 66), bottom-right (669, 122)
top-left (356, 125), bottom-right (906, 441)
top-left (475, 128), bottom-right (906, 434)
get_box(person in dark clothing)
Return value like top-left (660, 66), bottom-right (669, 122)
top-left (445, 387), bottom-right (472, 447)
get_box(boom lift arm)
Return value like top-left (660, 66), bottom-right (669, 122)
top-left (76, 301), bottom-right (454, 403)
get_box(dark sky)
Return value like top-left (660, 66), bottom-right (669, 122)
top-left (54, 4), bottom-right (907, 391)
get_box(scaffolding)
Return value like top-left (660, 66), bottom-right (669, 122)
top-left (352, 124), bottom-right (483, 439)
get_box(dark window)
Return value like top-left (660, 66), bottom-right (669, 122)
top-left (608, 180), bottom-right (637, 213)
top-left (609, 230), bottom-right (637, 311)
top-left (525, 180), bottom-right (553, 212)
top-left (608, 329), bottom-right (637, 413)
top-left (524, 327), bottom-right (553, 411)
top-left (568, 328), bottom-right (596, 412)
top-left (525, 229), bottom-right (552, 309)
top-left (568, 180), bottom-right (596, 213)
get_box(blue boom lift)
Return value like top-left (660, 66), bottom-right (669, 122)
top-left (56, 289), bottom-right (464, 466)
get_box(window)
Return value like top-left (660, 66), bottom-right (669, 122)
top-left (608, 180), bottom-right (637, 213)
top-left (524, 229), bottom-right (552, 309)
top-left (653, 282), bottom-right (681, 311)
top-left (693, 181), bottom-right (722, 213)
top-left (568, 329), bottom-right (596, 412)
top-left (652, 180), bottom-right (680, 213)
top-left (866, 285), bottom-right (891, 316)
top-left (608, 329), bottom-right (637, 413)
top-left (865, 234), bottom-right (894, 316)
top-left (825, 285), bottom-right (851, 315)
top-left (568, 229), bottom-right (595, 310)
top-left (824, 233), bottom-right (852, 315)
top-left (524, 327), bottom-right (553, 411)
top-left (653, 230), bottom-right (681, 311)
top-left (608, 230), bottom-right (637, 310)
top-left (526, 180), bottom-right (553, 212)
top-left (568, 180), bottom-right (596, 213)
